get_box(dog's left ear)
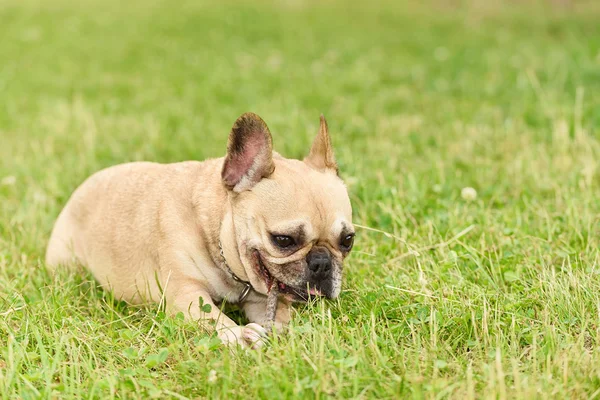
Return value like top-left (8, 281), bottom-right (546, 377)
top-left (222, 112), bottom-right (275, 192)
top-left (304, 114), bottom-right (338, 174)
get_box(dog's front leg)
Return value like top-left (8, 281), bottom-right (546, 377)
top-left (168, 279), bottom-right (267, 348)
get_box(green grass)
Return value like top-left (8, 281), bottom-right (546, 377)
top-left (1, 0), bottom-right (600, 398)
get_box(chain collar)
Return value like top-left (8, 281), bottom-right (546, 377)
top-left (218, 240), bottom-right (252, 303)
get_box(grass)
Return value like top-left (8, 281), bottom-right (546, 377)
top-left (1, 0), bottom-right (600, 398)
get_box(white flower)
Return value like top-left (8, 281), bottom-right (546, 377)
top-left (1, 176), bottom-right (16, 186)
top-left (461, 187), bottom-right (477, 201)
top-left (207, 369), bottom-right (218, 384)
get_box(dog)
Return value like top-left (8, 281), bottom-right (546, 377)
top-left (46, 112), bottom-right (354, 348)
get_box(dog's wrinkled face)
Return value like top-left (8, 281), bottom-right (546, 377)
top-left (222, 113), bottom-right (354, 301)
top-left (233, 160), bottom-right (353, 300)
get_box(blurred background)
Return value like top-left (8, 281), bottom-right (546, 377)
top-left (1, 0), bottom-right (600, 397)
top-left (1, 1), bottom-right (598, 229)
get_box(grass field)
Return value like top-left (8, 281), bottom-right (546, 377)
top-left (1, 0), bottom-right (600, 398)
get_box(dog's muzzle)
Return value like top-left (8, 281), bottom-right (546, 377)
top-left (305, 247), bottom-right (337, 298)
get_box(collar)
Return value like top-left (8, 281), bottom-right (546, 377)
top-left (218, 240), bottom-right (252, 303)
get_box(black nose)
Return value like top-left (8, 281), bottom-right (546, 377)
top-left (307, 250), bottom-right (332, 275)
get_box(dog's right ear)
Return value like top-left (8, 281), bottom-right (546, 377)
top-left (221, 113), bottom-right (275, 192)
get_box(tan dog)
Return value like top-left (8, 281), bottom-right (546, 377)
top-left (46, 113), bottom-right (354, 348)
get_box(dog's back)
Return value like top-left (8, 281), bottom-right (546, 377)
top-left (45, 160), bottom-right (223, 303)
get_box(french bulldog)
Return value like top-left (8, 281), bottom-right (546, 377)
top-left (46, 113), bottom-right (355, 348)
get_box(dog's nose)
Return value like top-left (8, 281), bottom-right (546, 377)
top-left (307, 250), bottom-right (331, 276)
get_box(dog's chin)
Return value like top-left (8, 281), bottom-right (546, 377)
top-left (251, 250), bottom-right (328, 302)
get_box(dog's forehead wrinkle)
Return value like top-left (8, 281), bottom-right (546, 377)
top-left (269, 220), bottom-right (309, 237)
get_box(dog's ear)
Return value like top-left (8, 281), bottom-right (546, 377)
top-left (222, 113), bottom-right (275, 192)
top-left (304, 114), bottom-right (338, 174)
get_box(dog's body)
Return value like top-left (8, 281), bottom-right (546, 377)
top-left (46, 113), bottom-right (354, 347)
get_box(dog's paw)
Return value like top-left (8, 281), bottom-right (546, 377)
top-left (242, 323), bottom-right (268, 349)
top-left (217, 326), bottom-right (244, 347)
top-left (217, 323), bottom-right (268, 349)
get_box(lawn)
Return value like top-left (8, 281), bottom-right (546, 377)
top-left (1, 0), bottom-right (600, 398)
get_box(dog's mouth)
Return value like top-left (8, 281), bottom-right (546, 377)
top-left (252, 250), bottom-right (323, 302)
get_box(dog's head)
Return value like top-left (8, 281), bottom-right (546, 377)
top-left (221, 113), bottom-right (354, 302)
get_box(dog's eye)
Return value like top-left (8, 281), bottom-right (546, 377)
top-left (272, 235), bottom-right (295, 248)
top-left (340, 234), bottom-right (355, 251)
